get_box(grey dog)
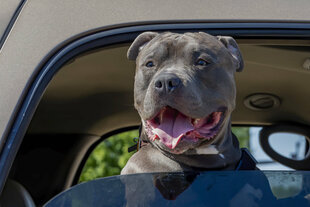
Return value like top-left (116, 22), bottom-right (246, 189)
top-left (121, 31), bottom-right (246, 174)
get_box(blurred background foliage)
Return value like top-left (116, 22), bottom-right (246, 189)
top-left (79, 127), bottom-right (249, 182)
top-left (79, 130), bottom-right (138, 182)
top-left (232, 127), bottom-right (249, 149)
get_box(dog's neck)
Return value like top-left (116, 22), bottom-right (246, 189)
top-left (140, 121), bottom-right (241, 170)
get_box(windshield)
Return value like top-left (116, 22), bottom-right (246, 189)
top-left (44, 171), bottom-right (310, 207)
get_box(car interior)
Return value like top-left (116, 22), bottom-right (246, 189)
top-left (1, 38), bottom-right (310, 206)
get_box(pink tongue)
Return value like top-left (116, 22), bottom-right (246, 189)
top-left (152, 109), bottom-right (194, 149)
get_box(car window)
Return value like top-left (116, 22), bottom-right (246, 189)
top-left (79, 130), bottom-right (138, 182)
top-left (47, 171), bottom-right (310, 207)
top-left (79, 127), bottom-right (292, 182)
top-left (249, 127), bottom-right (294, 170)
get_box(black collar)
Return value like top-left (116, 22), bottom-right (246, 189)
top-left (128, 127), bottom-right (257, 171)
top-left (235, 148), bottom-right (258, 170)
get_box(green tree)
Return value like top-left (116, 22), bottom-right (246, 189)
top-left (232, 127), bottom-right (250, 149)
top-left (79, 130), bottom-right (138, 182)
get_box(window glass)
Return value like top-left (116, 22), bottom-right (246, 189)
top-left (49, 171), bottom-right (310, 207)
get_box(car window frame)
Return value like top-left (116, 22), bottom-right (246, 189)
top-left (1, 22), bottom-right (310, 193)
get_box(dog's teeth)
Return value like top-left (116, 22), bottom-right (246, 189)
top-left (194, 119), bottom-right (201, 126)
top-left (151, 134), bottom-right (159, 141)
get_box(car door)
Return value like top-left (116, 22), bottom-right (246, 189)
top-left (0, 1), bottom-right (310, 206)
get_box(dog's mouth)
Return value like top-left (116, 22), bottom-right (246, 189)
top-left (146, 106), bottom-right (226, 150)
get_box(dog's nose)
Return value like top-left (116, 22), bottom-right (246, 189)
top-left (154, 74), bottom-right (181, 93)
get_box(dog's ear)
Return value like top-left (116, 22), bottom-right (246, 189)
top-left (127, 32), bottom-right (159, 61)
top-left (217, 36), bottom-right (244, 72)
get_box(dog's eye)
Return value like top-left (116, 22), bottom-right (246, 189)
top-left (196, 59), bottom-right (209, 66)
top-left (146, 61), bottom-right (155, 68)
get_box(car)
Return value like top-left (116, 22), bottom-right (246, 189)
top-left (1, 0), bottom-right (310, 206)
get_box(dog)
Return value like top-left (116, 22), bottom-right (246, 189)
top-left (121, 31), bottom-right (247, 174)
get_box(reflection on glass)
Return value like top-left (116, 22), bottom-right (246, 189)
top-left (45, 171), bottom-right (310, 207)
top-left (269, 133), bottom-right (307, 160)
top-left (264, 172), bottom-right (303, 199)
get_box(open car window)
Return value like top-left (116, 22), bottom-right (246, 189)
top-left (79, 127), bottom-right (294, 183)
top-left (4, 23), bottom-right (310, 206)
top-left (79, 130), bottom-right (138, 182)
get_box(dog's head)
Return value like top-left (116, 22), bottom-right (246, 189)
top-left (128, 32), bottom-right (243, 155)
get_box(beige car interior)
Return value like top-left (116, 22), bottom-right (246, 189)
top-left (28, 40), bottom-right (310, 137)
